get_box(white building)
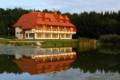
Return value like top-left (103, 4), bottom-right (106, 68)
top-left (14, 12), bottom-right (76, 39)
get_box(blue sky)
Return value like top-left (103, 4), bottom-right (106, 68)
top-left (0, 0), bottom-right (120, 13)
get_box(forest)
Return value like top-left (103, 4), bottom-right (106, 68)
top-left (0, 8), bottom-right (120, 39)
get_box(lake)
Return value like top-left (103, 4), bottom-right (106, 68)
top-left (0, 45), bottom-right (120, 80)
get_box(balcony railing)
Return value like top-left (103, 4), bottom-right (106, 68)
top-left (35, 30), bottom-right (75, 34)
top-left (34, 26), bottom-right (76, 34)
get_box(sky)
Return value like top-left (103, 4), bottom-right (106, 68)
top-left (0, 69), bottom-right (120, 80)
top-left (0, 0), bottom-right (120, 13)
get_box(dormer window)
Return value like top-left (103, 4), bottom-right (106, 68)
top-left (45, 18), bottom-right (50, 21)
top-left (59, 20), bottom-right (64, 22)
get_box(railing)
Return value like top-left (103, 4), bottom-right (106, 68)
top-left (35, 29), bottom-right (76, 34)
top-left (32, 52), bottom-right (76, 62)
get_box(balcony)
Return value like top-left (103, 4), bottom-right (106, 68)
top-left (34, 29), bottom-right (75, 34)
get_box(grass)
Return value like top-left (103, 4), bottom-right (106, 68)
top-left (42, 39), bottom-right (78, 48)
top-left (0, 38), bottom-right (79, 47)
top-left (0, 39), bottom-right (10, 44)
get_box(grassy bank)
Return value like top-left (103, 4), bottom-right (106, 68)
top-left (0, 39), bottom-right (79, 47)
top-left (0, 38), bottom-right (96, 48)
top-left (42, 39), bottom-right (78, 48)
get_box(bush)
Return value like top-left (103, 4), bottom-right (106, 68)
top-left (99, 34), bottom-right (120, 45)
top-left (98, 34), bottom-right (120, 54)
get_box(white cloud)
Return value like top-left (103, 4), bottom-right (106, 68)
top-left (0, 0), bottom-right (120, 13)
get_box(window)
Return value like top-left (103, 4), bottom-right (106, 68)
top-left (52, 34), bottom-right (58, 38)
top-left (45, 33), bottom-right (51, 38)
top-left (59, 27), bottom-right (64, 31)
top-left (35, 26), bottom-right (43, 30)
top-left (29, 33), bottom-right (34, 38)
top-left (60, 20), bottom-right (64, 22)
top-left (53, 27), bottom-right (58, 31)
top-left (25, 33), bottom-right (28, 38)
top-left (66, 34), bottom-right (71, 38)
top-left (66, 28), bottom-right (70, 32)
top-left (66, 48), bottom-right (72, 52)
top-left (17, 32), bottom-right (19, 34)
top-left (45, 18), bottom-right (50, 21)
top-left (37, 33), bottom-right (43, 38)
top-left (61, 34), bottom-right (64, 38)
top-left (46, 26), bottom-right (51, 31)
top-left (60, 48), bottom-right (65, 52)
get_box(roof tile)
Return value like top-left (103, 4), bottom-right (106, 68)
top-left (14, 12), bottom-right (76, 30)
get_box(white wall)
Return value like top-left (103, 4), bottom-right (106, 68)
top-left (15, 27), bottom-right (23, 39)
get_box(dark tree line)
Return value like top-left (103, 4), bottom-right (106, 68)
top-left (65, 11), bottom-right (120, 39)
top-left (0, 8), bottom-right (120, 39)
top-left (0, 8), bottom-right (29, 37)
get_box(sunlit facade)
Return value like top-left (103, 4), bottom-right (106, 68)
top-left (14, 12), bottom-right (76, 39)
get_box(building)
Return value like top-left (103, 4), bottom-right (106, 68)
top-left (14, 12), bottom-right (76, 39)
top-left (15, 58), bottom-right (75, 74)
top-left (14, 47), bottom-right (76, 74)
top-left (13, 47), bottom-right (75, 59)
top-left (15, 51), bottom-right (76, 74)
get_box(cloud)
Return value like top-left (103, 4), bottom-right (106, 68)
top-left (0, 0), bottom-right (120, 13)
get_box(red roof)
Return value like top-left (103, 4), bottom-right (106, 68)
top-left (14, 12), bottom-right (76, 30)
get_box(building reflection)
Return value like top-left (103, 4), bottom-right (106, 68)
top-left (14, 47), bottom-right (74, 59)
top-left (15, 47), bottom-right (76, 74)
top-left (1, 47), bottom-right (120, 74)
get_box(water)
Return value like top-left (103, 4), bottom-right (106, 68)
top-left (0, 45), bottom-right (120, 80)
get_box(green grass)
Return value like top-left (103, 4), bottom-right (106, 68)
top-left (0, 39), bottom-right (79, 47)
top-left (42, 39), bottom-right (79, 48)
top-left (0, 39), bottom-right (10, 44)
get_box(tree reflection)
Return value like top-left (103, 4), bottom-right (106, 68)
top-left (0, 54), bottom-right (21, 73)
top-left (1, 47), bottom-right (120, 74)
top-left (72, 50), bottom-right (120, 73)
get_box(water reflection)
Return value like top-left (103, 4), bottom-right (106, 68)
top-left (98, 46), bottom-right (120, 54)
top-left (0, 46), bottom-right (120, 74)
top-left (0, 46), bottom-right (76, 74)
top-left (74, 50), bottom-right (120, 73)
top-left (0, 45), bottom-right (120, 80)
top-left (15, 57), bottom-right (75, 74)
top-left (15, 47), bottom-right (76, 74)
top-left (0, 46), bottom-right (75, 59)
top-left (0, 54), bottom-right (20, 73)
top-left (79, 38), bottom-right (96, 52)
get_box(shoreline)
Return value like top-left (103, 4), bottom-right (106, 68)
top-left (0, 39), bottom-right (79, 48)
